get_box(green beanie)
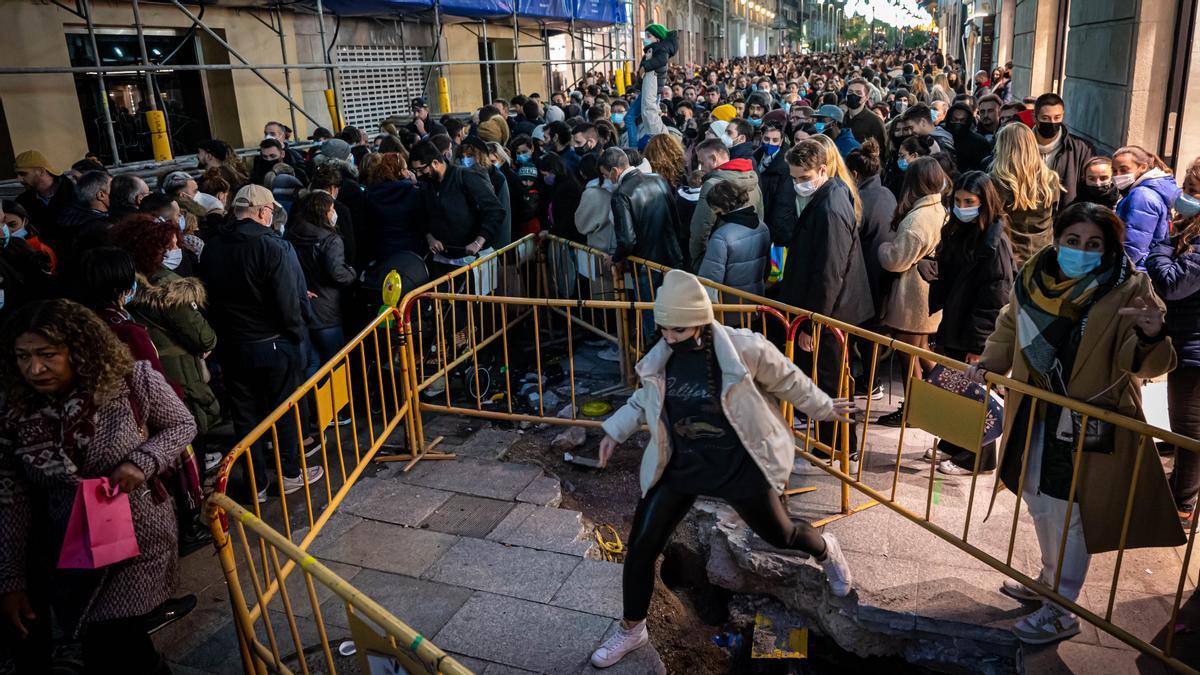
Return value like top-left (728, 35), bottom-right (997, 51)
top-left (647, 24), bottom-right (669, 40)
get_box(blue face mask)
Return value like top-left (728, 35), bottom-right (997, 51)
top-left (930, 109), bottom-right (940, 122)
top-left (611, 112), bottom-right (626, 126)
top-left (1176, 193), bottom-right (1200, 219)
top-left (763, 143), bottom-right (781, 156)
top-left (9, 227), bottom-right (27, 239)
top-left (122, 279), bottom-right (138, 306)
top-left (163, 247), bottom-right (183, 270)
top-left (643, 37), bottom-right (652, 47)
top-left (516, 152), bottom-right (532, 164)
top-left (953, 206), bottom-right (980, 222)
top-left (1057, 246), bottom-right (1103, 278)
top-left (813, 122), bottom-right (826, 133)
top-left (782, 102), bottom-right (792, 114)
top-left (0, 224), bottom-right (8, 249)
top-left (897, 158), bottom-right (909, 171)
top-left (461, 156), bottom-right (476, 168)
top-left (749, 117), bottom-right (763, 127)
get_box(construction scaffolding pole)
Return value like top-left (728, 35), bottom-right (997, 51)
top-left (482, 19), bottom-right (493, 103)
top-left (568, 17), bottom-right (578, 90)
top-left (723, 0), bottom-right (728, 60)
top-left (542, 23), bottom-right (552, 96)
top-left (274, 3), bottom-right (299, 135)
top-left (513, 8), bottom-right (521, 95)
top-left (83, 0), bottom-right (121, 165)
top-left (129, 0), bottom-right (157, 111)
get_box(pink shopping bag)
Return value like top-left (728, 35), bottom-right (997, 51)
top-left (57, 478), bottom-right (141, 569)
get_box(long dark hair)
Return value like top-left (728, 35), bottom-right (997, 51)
top-left (891, 156), bottom-right (946, 230)
top-left (1053, 202), bottom-right (1126, 266)
top-left (939, 171), bottom-right (1005, 257)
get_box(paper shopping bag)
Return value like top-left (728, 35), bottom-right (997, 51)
top-left (57, 478), bottom-right (141, 569)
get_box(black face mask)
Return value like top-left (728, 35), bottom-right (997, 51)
top-left (1081, 181), bottom-right (1118, 205)
top-left (667, 336), bottom-right (704, 353)
top-left (1037, 121), bottom-right (1062, 139)
top-left (845, 93), bottom-right (863, 109)
top-left (418, 172), bottom-right (440, 186)
top-left (946, 121), bottom-right (968, 136)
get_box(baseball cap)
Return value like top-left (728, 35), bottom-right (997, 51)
top-left (410, 97), bottom-right (427, 111)
top-left (231, 184), bottom-right (280, 210)
top-left (161, 171), bottom-right (193, 192)
top-left (14, 150), bottom-right (58, 175)
top-left (815, 104), bottom-right (844, 123)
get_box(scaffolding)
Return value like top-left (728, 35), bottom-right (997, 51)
top-left (0, 0), bottom-right (633, 166)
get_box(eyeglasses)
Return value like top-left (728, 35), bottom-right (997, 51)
top-left (411, 163), bottom-right (431, 176)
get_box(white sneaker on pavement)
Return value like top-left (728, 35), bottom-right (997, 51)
top-left (204, 452), bottom-right (223, 472)
top-left (281, 466), bottom-right (325, 495)
top-left (590, 620), bottom-right (649, 668)
top-left (1000, 577), bottom-right (1044, 602)
top-left (937, 458), bottom-right (985, 476)
top-left (1011, 602), bottom-right (1080, 644)
top-left (819, 533), bottom-right (852, 597)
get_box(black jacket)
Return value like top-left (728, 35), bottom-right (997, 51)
top-left (639, 31), bottom-right (678, 75)
top-left (286, 215), bottom-right (357, 329)
top-left (778, 177), bottom-right (873, 325)
top-left (611, 168), bottom-right (683, 268)
top-left (856, 174), bottom-right (897, 320)
top-left (755, 146), bottom-right (795, 245)
top-left (368, 179), bottom-right (427, 257)
top-left (945, 126), bottom-right (992, 173)
top-left (199, 218), bottom-right (306, 344)
top-left (929, 218), bottom-right (1014, 355)
top-left (1146, 238), bottom-right (1200, 368)
top-left (729, 142), bottom-right (756, 161)
top-left (16, 177), bottom-right (77, 252)
top-left (487, 166), bottom-right (514, 248)
top-left (1043, 130), bottom-right (1094, 208)
top-left (55, 205), bottom-right (111, 275)
top-left (422, 165), bottom-right (506, 248)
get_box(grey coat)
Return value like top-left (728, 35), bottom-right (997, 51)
top-left (696, 207), bottom-right (771, 296)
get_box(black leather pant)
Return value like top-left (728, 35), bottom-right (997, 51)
top-left (622, 482), bottom-right (827, 622)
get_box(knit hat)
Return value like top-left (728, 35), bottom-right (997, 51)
top-left (14, 150), bottom-right (57, 175)
top-left (709, 120), bottom-right (730, 141)
top-left (545, 105), bottom-right (565, 123)
top-left (653, 270), bottom-right (714, 328)
top-left (319, 138), bottom-right (352, 161)
top-left (711, 104), bottom-right (737, 122)
top-left (478, 116), bottom-right (509, 144)
top-left (646, 24), bottom-right (669, 41)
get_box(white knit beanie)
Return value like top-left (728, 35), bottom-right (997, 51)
top-left (653, 270), bottom-right (715, 328)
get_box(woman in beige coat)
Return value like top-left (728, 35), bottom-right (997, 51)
top-left (588, 271), bottom-right (855, 669)
top-left (968, 203), bottom-right (1181, 645)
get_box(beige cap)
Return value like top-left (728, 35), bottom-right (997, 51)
top-left (231, 184), bottom-right (278, 209)
top-left (14, 150), bottom-right (58, 175)
top-left (653, 270), bottom-right (715, 328)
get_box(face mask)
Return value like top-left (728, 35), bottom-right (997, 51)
top-left (0, 224), bottom-right (7, 248)
top-left (930, 109), bottom-right (940, 122)
top-left (953, 205), bottom-right (980, 222)
top-left (1037, 121), bottom-right (1061, 139)
top-left (611, 112), bottom-right (626, 126)
top-left (1176, 193), bottom-right (1200, 218)
top-left (794, 180), bottom-right (818, 197)
top-left (946, 122), bottom-right (967, 136)
top-left (748, 117), bottom-right (763, 127)
top-left (667, 335), bottom-right (703, 353)
top-left (720, 134), bottom-right (734, 148)
top-left (813, 122), bottom-right (826, 133)
top-left (10, 227), bottom-right (26, 240)
top-left (544, 174), bottom-right (557, 186)
top-left (1057, 246), bottom-right (1103, 278)
top-left (1113, 173), bottom-right (1136, 191)
top-left (895, 101), bottom-right (908, 114)
top-left (516, 152), bottom-right (532, 164)
top-left (781, 102), bottom-right (791, 114)
top-left (178, 214), bottom-right (187, 232)
top-left (461, 156), bottom-right (476, 169)
top-left (846, 93), bottom-right (863, 109)
top-left (330, 209), bottom-right (339, 226)
top-left (163, 247), bottom-right (183, 270)
top-left (763, 143), bottom-right (781, 156)
top-left (122, 279), bottom-right (138, 306)
top-left (897, 158), bottom-right (909, 171)
top-left (643, 37), bottom-right (652, 47)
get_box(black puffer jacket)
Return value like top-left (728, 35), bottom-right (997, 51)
top-left (368, 178), bottom-right (426, 257)
top-left (929, 218), bottom-right (1014, 355)
top-left (286, 215), bottom-right (357, 329)
top-left (200, 218), bottom-right (305, 344)
top-left (755, 145), bottom-right (795, 245)
top-left (611, 168), bottom-right (683, 268)
top-left (1146, 238), bottom-right (1200, 368)
top-left (640, 31), bottom-right (678, 76)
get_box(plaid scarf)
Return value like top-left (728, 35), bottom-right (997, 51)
top-left (1014, 247), bottom-right (1127, 393)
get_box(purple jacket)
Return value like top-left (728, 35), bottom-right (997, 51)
top-left (1117, 170), bottom-right (1181, 269)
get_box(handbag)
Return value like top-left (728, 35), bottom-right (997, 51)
top-left (1053, 376), bottom-right (1125, 454)
top-left (57, 478), bottom-right (141, 569)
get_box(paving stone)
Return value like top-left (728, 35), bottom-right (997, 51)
top-left (434, 593), bottom-right (611, 674)
top-left (239, 559), bottom-right (362, 621)
top-left (446, 653), bottom-right (492, 672)
top-left (401, 456), bottom-right (542, 501)
top-left (548, 559), bottom-right (624, 619)
top-left (455, 427), bottom-right (524, 460)
top-left (340, 478), bottom-right (455, 526)
top-left (425, 537), bottom-right (581, 602)
top-left (320, 568), bottom-right (473, 637)
top-left (578, 621), bottom-right (666, 674)
top-left (516, 475), bottom-right (563, 507)
top-left (421, 493), bottom-right (518, 537)
top-left (487, 504), bottom-right (592, 556)
top-left (311, 519), bottom-right (458, 576)
top-left (420, 415), bottom-right (482, 446)
top-left (484, 664), bottom-right (541, 674)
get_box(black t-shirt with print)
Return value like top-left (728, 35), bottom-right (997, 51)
top-left (658, 344), bottom-right (770, 499)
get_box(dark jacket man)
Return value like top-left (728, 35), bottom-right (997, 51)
top-left (418, 161), bottom-right (506, 250)
top-left (758, 146), bottom-right (797, 245)
top-left (15, 175), bottom-right (77, 251)
top-left (610, 167), bottom-right (683, 268)
top-left (1041, 128), bottom-right (1094, 208)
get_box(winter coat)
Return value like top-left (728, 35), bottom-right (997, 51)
top-left (423, 165), bottom-right (506, 249)
top-left (878, 194), bottom-right (946, 334)
top-left (696, 207), bottom-right (771, 296)
top-left (929, 218), bottom-right (1014, 355)
top-left (979, 271), bottom-right (1181, 554)
top-left (0, 361), bottom-right (195, 621)
top-left (778, 177), bottom-right (874, 325)
top-left (639, 31), bottom-right (678, 76)
top-left (1041, 130), bottom-right (1094, 207)
top-left (611, 168), bottom-right (683, 268)
top-left (845, 107), bottom-right (887, 155)
top-left (756, 146), bottom-right (796, 245)
top-left (15, 177), bottom-right (77, 252)
top-left (1146, 238), bottom-right (1200, 368)
top-left (1116, 169), bottom-right (1181, 269)
top-left (575, 180), bottom-right (616, 254)
top-left (285, 215), bottom-right (357, 329)
top-left (368, 179), bottom-right (428, 257)
top-left (832, 128), bottom-right (861, 158)
top-left (602, 323), bottom-right (834, 497)
top-left (689, 159), bottom-right (765, 269)
top-left (488, 165), bottom-right (514, 249)
top-left (542, 179), bottom-right (584, 243)
top-left (993, 180), bottom-right (1058, 268)
top-left (857, 175), bottom-right (897, 321)
top-left (129, 268), bottom-right (221, 434)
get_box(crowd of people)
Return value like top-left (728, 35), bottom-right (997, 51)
top-left (1, 23), bottom-right (1199, 672)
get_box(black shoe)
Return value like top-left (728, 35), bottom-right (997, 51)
top-left (144, 594), bottom-right (197, 635)
top-left (178, 527), bottom-right (213, 557)
top-left (876, 405), bottom-right (906, 427)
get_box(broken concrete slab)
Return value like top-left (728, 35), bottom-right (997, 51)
top-left (433, 592), bottom-right (612, 674)
top-left (340, 478), bottom-right (454, 527)
top-left (487, 503), bottom-right (593, 557)
top-left (399, 456), bottom-right (542, 501)
top-left (311, 519), bottom-right (458, 577)
top-left (548, 559), bottom-right (624, 619)
top-left (516, 475), bottom-right (563, 507)
top-left (424, 537), bottom-right (581, 603)
top-left (455, 427), bottom-right (524, 460)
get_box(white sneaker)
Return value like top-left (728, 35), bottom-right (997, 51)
top-left (819, 533), bottom-right (852, 597)
top-left (1000, 577), bottom-right (1044, 602)
top-left (204, 452), bottom-right (223, 472)
top-left (937, 458), bottom-right (986, 476)
top-left (257, 487), bottom-right (269, 504)
top-left (281, 466), bottom-right (325, 495)
top-left (597, 347), bottom-right (621, 362)
top-left (590, 620), bottom-right (649, 668)
top-left (1011, 602), bottom-right (1080, 644)
top-left (923, 447), bottom-right (938, 461)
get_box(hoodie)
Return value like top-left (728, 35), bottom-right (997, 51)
top-left (1117, 168), bottom-right (1181, 269)
top-left (640, 31), bottom-right (678, 76)
top-left (688, 158), bottom-right (766, 269)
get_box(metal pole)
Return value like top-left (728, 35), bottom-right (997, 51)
top-left (687, 0), bottom-right (694, 66)
top-left (274, 3), bottom-right (299, 135)
top-left (130, 0), bottom-right (157, 111)
top-left (542, 23), bottom-right (552, 97)
top-left (315, 0), bottom-right (333, 89)
top-left (568, 16), bottom-right (577, 90)
top-left (513, 6), bottom-right (521, 95)
top-left (431, 0), bottom-right (442, 105)
top-left (83, 0), bottom-right (121, 165)
top-left (166, 0), bottom-right (324, 127)
top-left (482, 19), bottom-right (493, 103)
top-left (723, 0), bottom-right (728, 61)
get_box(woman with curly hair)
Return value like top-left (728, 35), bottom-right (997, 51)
top-left (0, 298), bottom-right (195, 674)
top-left (643, 134), bottom-right (687, 190)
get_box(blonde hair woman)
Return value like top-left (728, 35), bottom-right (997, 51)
top-left (990, 124), bottom-right (1062, 266)
top-left (809, 132), bottom-right (863, 224)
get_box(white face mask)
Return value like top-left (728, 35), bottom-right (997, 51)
top-left (1113, 173), bottom-right (1136, 191)
top-left (163, 247), bottom-right (183, 270)
top-left (720, 134), bottom-right (735, 148)
top-left (794, 180), bottom-right (818, 197)
top-left (178, 214), bottom-right (186, 232)
top-left (330, 209), bottom-right (338, 226)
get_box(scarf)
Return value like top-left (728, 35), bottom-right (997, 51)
top-left (13, 388), bottom-right (99, 482)
top-left (1014, 247), bottom-right (1127, 392)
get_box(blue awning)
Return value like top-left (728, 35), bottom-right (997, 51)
top-left (573, 0), bottom-right (626, 26)
top-left (439, 0), bottom-right (515, 18)
top-left (517, 0), bottom-right (571, 20)
top-left (316, 0), bottom-right (433, 16)
top-left (304, 0), bottom-right (625, 24)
